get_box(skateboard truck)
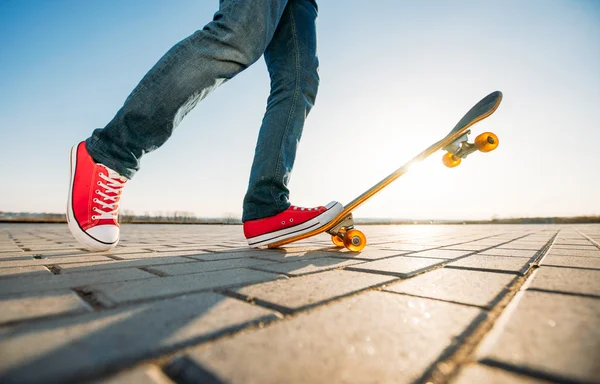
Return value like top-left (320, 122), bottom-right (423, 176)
top-left (326, 213), bottom-right (368, 252)
top-left (443, 130), bottom-right (470, 157)
top-left (442, 130), bottom-right (499, 168)
top-left (327, 214), bottom-right (355, 236)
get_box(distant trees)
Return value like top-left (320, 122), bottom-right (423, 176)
top-left (120, 209), bottom-right (136, 223)
top-left (2, 211), bottom-right (599, 225)
top-left (116, 210), bottom-right (241, 224)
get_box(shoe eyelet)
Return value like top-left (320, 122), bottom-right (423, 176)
top-left (97, 181), bottom-right (101, 185)
top-left (290, 218), bottom-right (294, 223)
top-left (93, 198), bottom-right (98, 203)
top-left (95, 190), bottom-right (100, 194)
top-left (281, 221), bottom-right (285, 225)
top-left (91, 215), bottom-right (97, 220)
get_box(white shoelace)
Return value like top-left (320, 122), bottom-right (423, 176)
top-left (291, 205), bottom-right (319, 212)
top-left (92, 169), bottom-right (127, 220)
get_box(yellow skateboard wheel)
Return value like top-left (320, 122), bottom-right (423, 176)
top-left (475, 132), bottom-right (499, 152)
top-left (331, 228), bottom-right (346, 247)
top-left (343, 229), bottom-right (366, 252)
top-left (442, 152), bottom-right (461, 168)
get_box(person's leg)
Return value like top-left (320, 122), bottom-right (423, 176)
top-left (86, 0), bottom-right (290, 179)
top-left (68, 0), bottom-right (290, 251)
top-left (242, 0), bottom-right (320, 222)
top-left (241, 0), bottom-right (342, 247)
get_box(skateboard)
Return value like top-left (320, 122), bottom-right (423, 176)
top-left (268, 91), bottom-right (503, 252)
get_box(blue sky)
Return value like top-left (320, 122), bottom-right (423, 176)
top-left (1, 0), bottom-right (599, 220)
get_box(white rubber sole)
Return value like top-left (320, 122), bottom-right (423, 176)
top-left (66, 144), bottom-right (118, 252)
top-left (247, 201), bottom-right (343, 248)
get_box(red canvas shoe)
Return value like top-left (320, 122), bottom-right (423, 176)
top-left (67, 142), bottom-right (127, 251)
top-left (244, 201), bottom-right (343, 247)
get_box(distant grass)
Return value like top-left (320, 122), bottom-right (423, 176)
top-left (0, 217), bottom-right (67, 224)
top-left (0, 217), bottom-right (240, 225)
top-left (1, 215), bottom-right (599, 225)
top-left (489, 216), bottom-right (600, 224)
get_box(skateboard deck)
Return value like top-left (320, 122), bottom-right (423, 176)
top-left (268, 91), bottom-right (503, 251)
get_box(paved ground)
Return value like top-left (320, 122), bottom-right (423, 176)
top-left (0, 223), bottom-right (599, 384)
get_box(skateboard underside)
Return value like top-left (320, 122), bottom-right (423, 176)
top-left (268, 91), bottom-right (503, 251)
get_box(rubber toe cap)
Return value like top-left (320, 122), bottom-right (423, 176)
top-left (86, 225), bottom-right (119, 249)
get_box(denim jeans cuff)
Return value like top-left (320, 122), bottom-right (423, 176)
top-left (242, 202), bottom-right (290, 222)
top-left (85, 138), bottom-right (136, 180)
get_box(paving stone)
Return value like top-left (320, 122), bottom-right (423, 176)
top-left (23, 246), bottom-right (79, 252)
top-left (0, 252), bottom-right (28, 259)
top-left (499, 243), bottom-right (548, 250)
top-left (84, 247), bottom-right (158, 256)
top-left (327, 248), bottom-right (410, 260)
top-left (514, 238), bottom-right (551, 243)
top-left (93, 268), bottom-right (285, 306)
top-left (0, 268), bottom-right (154, 295)
top-left (347, 256), bottom-right (445, 277)
top-left (251, 257), bottom-right (363, 276)
top-left (196, 248), bottom-right (277, 254)
top-left (554, 239), bottom-right (593, 246)
top-left (407, 249), bottom-right (472, 259)
top-left (551, 244), bottom-right (598, 250)
top-left (0, 291), bottom-right (91, 324)
top-left (453, 364), bottom-right (553, 384)
top-left (478, 248), bottom-right (539, 258)
top-left (96, 365), bottom-right (175, 384)
top-left (114, 250), bottom-right (210, 259)
top-left (459, 240), bottom-right (505, 247)
top-left (442, 244), bottom-right (490, 251)
top-left (156, 244), bottom-right (213, 249)
top-left (0, 255), bottom-right (115, 268)
top-left (546, 248), bottom-right (600, 257)
top-left (199, 245), bottom-right (245, 252)
top-left (141, 245), bottom-right (203, 252)
top-left (278, 238), bottom-right (332, 248)
top-left (167, 291), bottom-right (484, 384)
top-left (56, 257), bottom-right (195, 273)
top-left (0, 247), bottom-right (21, 253)
top-left (232, 270), bottom-right (397, 312)
top-left (0, 250), bottom-right (92, 258)
top-left (248, 245), bottom-right (330, 254)
top-left (477, 291), bottom-right (600, 384)
top-left (526, 266), bottom-right (600, 297)
top-left (540, 255), bottom-right (600, 269)
top-left (512, 237), bottom-right (550, 243)
top-left (2, 223), bottom-right (597, 383)
top-left (241, 249), bottom-right (334, 263)
top-left (384, 268), bottom-right (515, 308)
top-left (0, 292), bottom-right (276, 384)
top-left (446, 255), bottom-right (532, 275)
top-left (151, 258), bottom-right (273, 276)
top-left (378, 243), bottom-right (432, 252)
top-left (0, 265), bottom-right (52, 279)
top-left (190, 252), bottom-right (274, 262)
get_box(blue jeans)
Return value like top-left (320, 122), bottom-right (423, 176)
top-left (86, 0), bottom-right (319, 222)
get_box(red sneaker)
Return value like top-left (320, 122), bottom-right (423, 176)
top-left (244, 201), bottom-right (343, 247)
top-left (66, 142), bottom-right (127, 251)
